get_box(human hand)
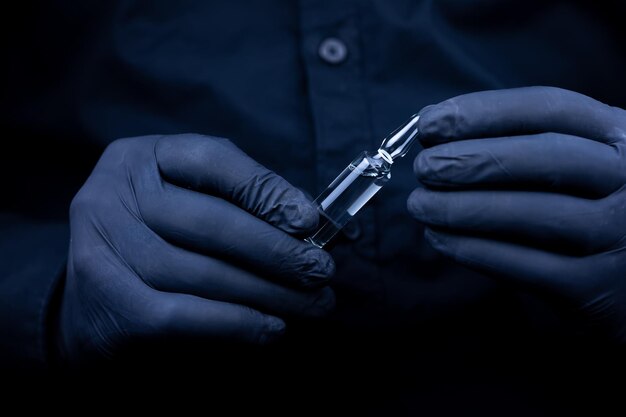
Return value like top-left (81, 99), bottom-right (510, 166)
top-left (58, 134), bottom-right (335, 363)
top-left (408, 87), bottom-right (626, 342)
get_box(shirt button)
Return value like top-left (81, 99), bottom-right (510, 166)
top-left (318, 37), bottom-right (348, 65)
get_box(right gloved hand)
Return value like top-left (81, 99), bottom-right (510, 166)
top-left (58, 134), bottom-right (335, 364)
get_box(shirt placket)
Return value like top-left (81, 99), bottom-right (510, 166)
top-left (297, 0), bottom-right (385, 316)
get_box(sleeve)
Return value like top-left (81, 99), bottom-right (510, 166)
top-left (0, 214), bottom-right (69, 369)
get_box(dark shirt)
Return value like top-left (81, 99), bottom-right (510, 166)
top-left (1, 0), bottom-right (625, 411)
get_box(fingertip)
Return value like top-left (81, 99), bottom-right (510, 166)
top-left (413, 150), bottom-right (433, 180)
top-left (321, 250), bottom-right (336, 278)
top-left (259, 316), bottom-right (287, 344)
top-left (418, 100), bottom-right (465, 146)
top-left (418, 104), bottom-right (437, 117)
top-left (312, 247), bottom-right (336, 280)
top-left (266, 186), bottom-right (320, 234)
top-left (415, 144), bottom-right (478, 187)
top-left (424, 227), bottom-right (452, 255)
top-left (407, 187), bottom-right (427, 221)
top-left (297, 246), bottom-right (335, 289)
top-left (318, 249), bottom-right (336, 279)
top-left (285, 199), bottom-right (319, 233)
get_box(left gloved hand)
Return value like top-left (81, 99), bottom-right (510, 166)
top-left (408, 86), bottom-right (626, 343)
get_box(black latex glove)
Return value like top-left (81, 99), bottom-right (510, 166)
top-left (408, 87), bottom-right (626, 343)
top-left (58, 134), bottom-right (335, 363)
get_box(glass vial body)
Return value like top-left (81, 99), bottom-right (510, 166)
top-left (305, 151), bottom-right (390, 248)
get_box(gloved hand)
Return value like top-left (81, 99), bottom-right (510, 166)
top-left (408, 86), bottom-right (626, 343)
top-left (58, 134), bottom-right (335, 363)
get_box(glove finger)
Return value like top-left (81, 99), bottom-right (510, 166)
top-left (65, 221), bottom-right (285, 354)
top-left (419, 86), bottom-right (626, 146)
top-left (408, 187), bottom-right (622, 255)
top-left (139, 181), bottom-right (335, 289)
top-left (423, 227), bottom-right (584, 300)
top-left (415, 133), bottom-right (625, 197)
top-left (155, 134), bottom-right (318, 234)
top-left (142, 290), bottom-right (286, 345)
top-left (128, 231), bottom-right (335, 318)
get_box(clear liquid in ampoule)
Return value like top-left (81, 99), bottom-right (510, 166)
top-left (305, 152), bottom-right (390, 248)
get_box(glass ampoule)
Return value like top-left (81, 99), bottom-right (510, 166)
top-left (305, 114), bottom-right (420, 248)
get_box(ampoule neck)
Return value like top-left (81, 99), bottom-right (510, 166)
top-left (377, 114), bottom-right (420, 163)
